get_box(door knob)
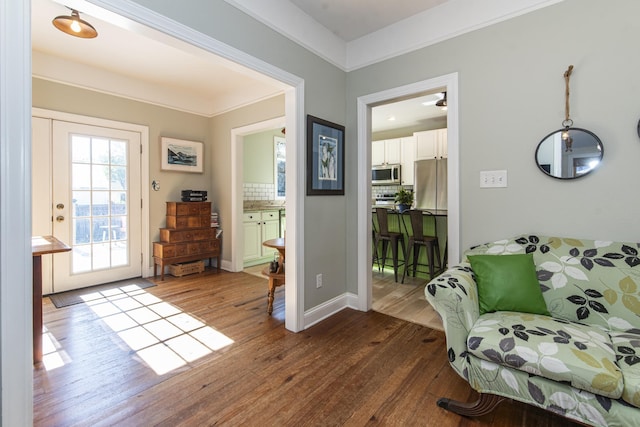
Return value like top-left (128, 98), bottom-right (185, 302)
top-left (56, 203), bottom-right (64, 210)
top-left (56, 215), bottom-right (65, 222)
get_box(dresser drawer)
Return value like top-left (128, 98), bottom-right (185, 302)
top-left (166, 201), bottom-right (211, 217)
top-left (166, 214), bottom-right (210, 229)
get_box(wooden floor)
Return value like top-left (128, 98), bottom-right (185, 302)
top-left (34, 269), bottom-right (580, 426)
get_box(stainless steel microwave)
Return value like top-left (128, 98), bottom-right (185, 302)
top-left (372, 164), bottom-right (401, 185)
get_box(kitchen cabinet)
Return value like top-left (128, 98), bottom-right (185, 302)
top-left (243, 210), bottom-right (280, 266)
top-left (415, 129), bottom-right (447, 160)
top-left (400, 136), bottom-right (416, 185)
top-left (372, 138), bottom-right (401, 165)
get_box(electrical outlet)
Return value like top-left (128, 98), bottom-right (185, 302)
top-left (480, 170), bottom-right (508, 188)
top-left (316, 273), bottom-right (323, 288)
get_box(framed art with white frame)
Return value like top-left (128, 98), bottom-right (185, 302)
top-left (161, 137), bottom-right (203, 173)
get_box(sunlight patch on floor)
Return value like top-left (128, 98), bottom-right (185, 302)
top-left (69, 284), bottom-right (236, 375)
top-left (41, 326), bottom-right (71, 370)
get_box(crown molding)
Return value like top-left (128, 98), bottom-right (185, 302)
top-left (226, 0), bottom-right (563, 71)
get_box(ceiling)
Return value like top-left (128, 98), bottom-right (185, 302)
top-left (32, 0), bottom-right (559, 128)
top-left (288, 0), bottom-right (449, 42)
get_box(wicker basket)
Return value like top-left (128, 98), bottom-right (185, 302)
top-left (169, 260), bottom-right (205, 277)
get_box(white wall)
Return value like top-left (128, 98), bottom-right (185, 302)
top-left (346, 0), bottom-right (640, 296)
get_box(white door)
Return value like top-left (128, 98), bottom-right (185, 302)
top-left (50, 121), bottom-right (142, 292)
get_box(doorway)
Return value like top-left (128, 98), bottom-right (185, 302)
top-left (356, 74), bottom-right (461, 312)
top-left (32, 110), bottom-right (149, 294)
top-left (369, 92), bottom-right (448, 328)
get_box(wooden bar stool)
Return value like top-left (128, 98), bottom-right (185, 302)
top-left (374, 208), bottom-right (405, 282)
top-left (401, 210), bottom-right (441, 283)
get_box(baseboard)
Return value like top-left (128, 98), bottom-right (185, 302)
top-left (304, 292), bottom-right (361, 328)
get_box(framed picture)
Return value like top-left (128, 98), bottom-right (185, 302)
top-left (306, 115), bottom-right (345, 195)
top-left (161, 137), bottom-right (203, 173)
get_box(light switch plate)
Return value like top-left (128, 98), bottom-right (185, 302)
top-left (480, 170), bottom-right (507, 188)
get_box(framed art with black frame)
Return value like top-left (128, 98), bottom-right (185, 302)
top-left (306, 115), bottom-right (345, 195)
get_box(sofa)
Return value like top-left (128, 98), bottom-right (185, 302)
top-left (424, 235), bottom-right (640, 426)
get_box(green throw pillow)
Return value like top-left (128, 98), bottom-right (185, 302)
top-left (468, 253), bottom-right (550, 316)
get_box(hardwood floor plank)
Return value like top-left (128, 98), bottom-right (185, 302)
top-left (34, 270), bottom-right (581, 427)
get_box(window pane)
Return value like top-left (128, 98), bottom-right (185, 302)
top-left (72, 164), bottom-right (91, 190)
top-left (91, 138), bottom-right (110, 165)
top-left (111, 241), bottom-right (128, 267)
top-left (73, 218), bottom-right (91, 244)
top-left (72, 246), bottom-right (91, 274)
top-left (92, 217), bottom-right (109, 242)
top-left (92, 165), bottom-right (110, 190)
top-left (93, 243), bottom-right (110, 269)
top-left (111, 192), bottom-right (127, 215)
top-left (72, 135), bottom-right (91, 163)
top-left (111, 166), bottom-right (127, 190)
top-left (72, 191), bottom-right (91, 217)
top-left (92, 192), bottom-right (109, 216)
top-left (111, 140), bottom-right (127, 166)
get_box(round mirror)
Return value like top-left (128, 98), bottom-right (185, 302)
top-left (535, 127), bottom-right (603, 179)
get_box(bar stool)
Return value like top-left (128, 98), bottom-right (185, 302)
top-left (372, 217), bottom-right (381, 271)
top-left (374, 208), bottom-right (406, 282)
top-left (401, 210), bottom-right (441, 283)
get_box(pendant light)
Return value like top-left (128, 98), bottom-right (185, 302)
top-left (52, 9), bottom-right (98, 39)
top-left (435, 92), bottom-right (447, 110)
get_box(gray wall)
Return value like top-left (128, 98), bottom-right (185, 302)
top-left (129, 0), bottom-right (349, 310)
top-left (243, 128), bottom-right (282, 184)
top-left (34, 0), bottom-right (640, 313)
top-left (346, 0), bottom-right (640, 294)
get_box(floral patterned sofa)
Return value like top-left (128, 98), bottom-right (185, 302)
top-left (425, 235), bottom-right (640, 426)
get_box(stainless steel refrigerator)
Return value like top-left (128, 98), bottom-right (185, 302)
top-left (414, 158), bottom-right (447, 210)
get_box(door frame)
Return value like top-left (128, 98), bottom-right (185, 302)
top-left (355, 74), bottom-right (460, 311)
top-left (32, 109), bottom-right (150, 288)
top-left (230, 116), bottom-right (286, 273)
top-left (5, 0), bottom-right (306, 423)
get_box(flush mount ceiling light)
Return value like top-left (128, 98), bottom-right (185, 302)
top-left (52, 9), bottom-right (98, 39)
top-left (435, 92), bottom-right (447, 110)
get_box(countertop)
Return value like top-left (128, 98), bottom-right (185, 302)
top-left (243, 201), bottom-right (286, 212)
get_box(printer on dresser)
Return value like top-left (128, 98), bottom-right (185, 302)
top-left (153, 201), bottom-right (221, 280)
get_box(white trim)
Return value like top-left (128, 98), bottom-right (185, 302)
top-left (1, 0), bottom-right (33, 425)
top-left (222, 0), bottom-right (563, 71)
top-left (79, 0), bottom-right (306, 333)
top-left (31, 108), bottom-right (151, 278)
top-left (303, 292), bottom-right (359, 329)
top-left (223, 0), bottom-right (346, 70)
top-left (357, 73), bottom-right (460, 312)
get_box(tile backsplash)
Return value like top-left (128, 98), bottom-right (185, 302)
top-left (372, 185), bottom-right (412, 198)
top-left (243, 182), bottom-right (275, 200)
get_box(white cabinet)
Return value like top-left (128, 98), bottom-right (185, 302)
top-left (372, 138), bottom-right (401, 165)
top-left (415, 129), bottom-right (448, 160)
top-left (372, 140), bottom-right (385, 165)
top-left (243, 210), bottom-right (280, 266)
top-left (400, 136), bottom-right (416, 185)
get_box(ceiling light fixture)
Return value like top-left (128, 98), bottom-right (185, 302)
top-left (435, 92), bottom-right (447, 110)
top-left (52, 9), bottom-right (98, 39)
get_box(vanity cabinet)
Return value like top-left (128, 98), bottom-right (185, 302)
top-left (415, 129), bottom-right (448, 159)
top-left (243, 210), bottom-right (279, 266)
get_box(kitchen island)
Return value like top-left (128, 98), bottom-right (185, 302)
top-left (372, 208), bottom-right (447, 280)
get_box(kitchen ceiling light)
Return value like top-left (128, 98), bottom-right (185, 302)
top-left (435, 92), bottom-right (447, 110)
top-left (52, 9), bottom-right (98, 39)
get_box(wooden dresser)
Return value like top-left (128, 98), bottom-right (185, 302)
top-left (153, 201), bottom-right (221, 280)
